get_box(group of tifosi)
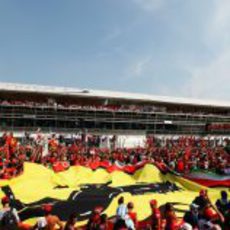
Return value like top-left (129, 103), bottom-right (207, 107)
top-left (0, 132), bottom-right (229, 178)
top-left (0, 188), bottom-right (229, 229)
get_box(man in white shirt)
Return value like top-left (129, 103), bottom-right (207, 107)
top-left (116, 196), bottom-right (128, 220)
top-left (114, 196), bottom-right (128, 230)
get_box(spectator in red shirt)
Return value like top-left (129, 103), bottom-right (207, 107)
top-left (149, 199), bottom-right (161, 230)
top-left (164, 203), bottom-right (180, 230)
top-left (86, 206), bottom-right (103, 230)
top-left (98, 214), bottom-right (109, 230)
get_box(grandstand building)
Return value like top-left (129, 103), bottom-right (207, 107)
top-left (0, 82), bottom-right (230, 136)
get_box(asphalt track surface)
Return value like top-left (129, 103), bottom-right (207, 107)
top-left (2, 181), bottom-right (182, 221)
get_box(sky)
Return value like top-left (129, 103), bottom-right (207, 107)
top-left (0, 0), bottom-right (230, 100)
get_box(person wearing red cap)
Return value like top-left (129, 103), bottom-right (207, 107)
top-left (0, 195), bottom-right (20, 230)
top-left (33, 204), bottom-right (63, 230)
top-left (149, 199), bottom-right (161, 230)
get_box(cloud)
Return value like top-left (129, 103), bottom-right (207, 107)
top-left (205, 0), bottom-right (230, 49)
top-left (180, 0), bottom-right (230, 100)
top-left (187, 50), bottom-right (230, 99)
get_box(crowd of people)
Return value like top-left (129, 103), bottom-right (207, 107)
top-left (112, 190), bottom-right (230, 229)
top-left (2, 98), bottom-right (228, 116)
top-left (0, 132), bottom-right (229, 179)
top-left (0, 131), bottom-right (229, 229)
top-left (0, 99), bottom-right (166, 113)
top-left (0, 189), bottom-right (229, 229)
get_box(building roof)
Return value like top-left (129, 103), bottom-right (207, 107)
top-left (0, 82), bottom-right (229, 108)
